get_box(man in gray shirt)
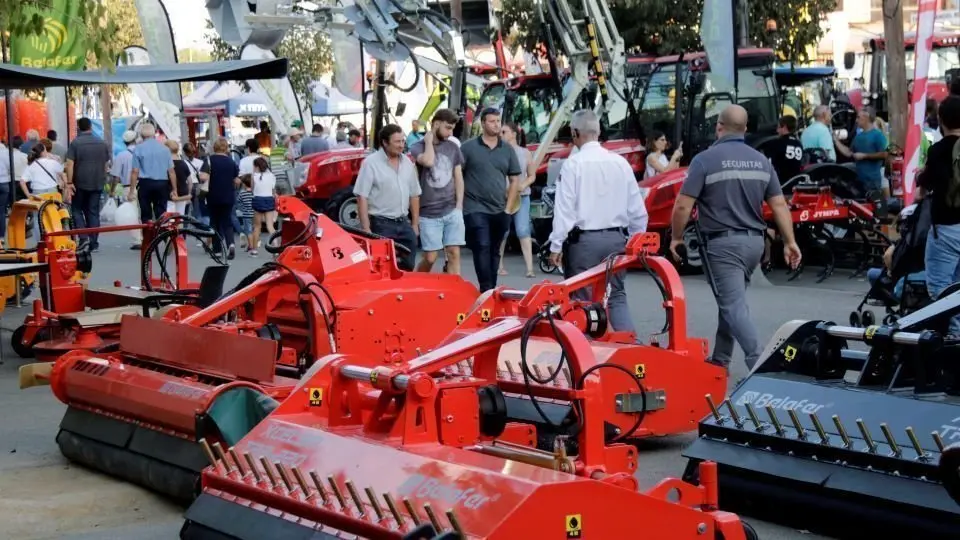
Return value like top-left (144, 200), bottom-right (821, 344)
top-left (669, 104), bottom-right (801, 371)
top-left (460, 108), bottom-right (521, 291)
top-left (353, 124), bottom-right (421, 270)
top-left (300, 123), bottom-right (330, 156)
top-left (66, 117), bottom-right (111, 251)
top-left (409, 108), bottom-right (465, 274)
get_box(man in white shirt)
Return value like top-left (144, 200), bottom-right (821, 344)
top-left (548, 110), bottom-right (648, 334)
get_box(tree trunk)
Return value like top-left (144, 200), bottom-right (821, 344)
top-left (100, 84), bottom-right (113, 154)
top-left (883, 0), bottom-right (907, 148)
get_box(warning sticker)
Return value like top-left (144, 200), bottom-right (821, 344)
top-left (308, 388), bottom-right (323, 407)
top-left (565, 514), bottom-right (582, 538)
top-left (634, 364), bottom-right (646, 379)
top-left (457, 313), bottom-right (466, 324)
top-left (783, 345), bottom-right (797, 362)
top-left (481, 309), bottom-right (491, 322)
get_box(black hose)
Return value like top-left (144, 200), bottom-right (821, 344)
top-left (573, 362), bottom-right (647, 442)
top-left (265, 214), bottom-right (317, 255)
top-left (140, 223), bottom-right (227, 292)
top-left (518, 308), bottom-right (575, 430)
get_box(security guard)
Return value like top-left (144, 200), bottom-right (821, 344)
top-left (669, 105), bottom-right (801, 371)
top-left (549, 110), bottom-right (649, 334)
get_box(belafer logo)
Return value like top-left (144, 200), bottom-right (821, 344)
top-left (29, 18), bottom-right (68, 54)
top-left (735, 391), bottom-right (830, 414)
top-left (396, 474), bottom-right (498, 510)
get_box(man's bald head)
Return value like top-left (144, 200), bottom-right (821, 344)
top-left (719, 105), bottom-right (748, 133)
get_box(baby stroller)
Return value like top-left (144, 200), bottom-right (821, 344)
top-left (530, 184), bottom-right (562, 274)
top-left (850, 199), bottom-right (931, 327)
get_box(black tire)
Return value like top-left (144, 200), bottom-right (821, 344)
top-left (849, 311), bottom-right (862, 327)
top-left (539, 256), bottom-right (557, 274)
top-left (861, 309), bottom-right (876, 327)
top-left (12, 325), bottom-right (34, 358)
top-left (664, 224), bottom-right (703, 275)
top-left (715, 520), bottom-right (759, 540)
top-left (324, 189), bottom-right (361, 229)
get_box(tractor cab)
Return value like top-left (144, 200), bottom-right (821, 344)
top-left (774, 64), bottom-right (840, 127)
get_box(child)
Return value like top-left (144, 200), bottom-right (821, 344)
top-left (236, 176), bottom-right (255, 255)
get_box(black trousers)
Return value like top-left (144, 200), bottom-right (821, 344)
top-left (71, 188), bottom-right (103, 248)
top-left (138, 179), bottom-right (170, 223)
top-left (207, 202), bottom-right (235, 251)
top-left (464, 211), bottom-right (511, 292)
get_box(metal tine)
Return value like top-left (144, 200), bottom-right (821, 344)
top-left (198, 438), bottom-right (219, 468)
top-left (744, 403), bottom-right (763, 430)
top-left (402, 498), bottom-right (422, 525)
top-left (562, 367), bottom-right (573, 386)
top-left (327, 476), bottom-right (348, 510)
top-left (228, 447), bottom-right (246, 475)
top-left (446, 509), bottom-right (464, 535)
top-left (809, 413), bottom-right (830, 444)
top-left (705, 394), bottom-right (723, 422)
top-left (274, 462), bottom-right (294, 491)
top-left (423, 503), bottom-right (443, 532)
top-left (211, 442), bottom-right (233, 472)
top-left (832, 415), bottom-right (852, 448)
top-left (856, 418), bottom-right (878, 453)
top-left (243, 452), bottom-right (262, 483)
top-left (259, 457), bottom-right (279, 487)
top-left (291, 467), bottom-right (311, 496)
top-left (765, 405), bottom-right (785, 436)
top-left (787, 409), bottom-right (807, 441)
top-left (905, 427), bottom-right (928, 460)
top-left (364, 487), bottom-right (385, 520)
top-left (504, 359), bottom-right (517, 378)
top-left (880, 423), bottom-right (902, 458)
top-left (309, 471), bottom-right (331, 505)
top-left (383, 493), bottom-right (404, 527)
top-left (344, 480), bottom-right (366, 516)
top-left (531, 363), bottom-right (545, 380)
top-left (933, 431), bottom-right (946, 452)
top-left (723, 399), bottom-right (743, 428)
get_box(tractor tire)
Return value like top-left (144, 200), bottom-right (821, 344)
top-left (325, 189), bottom-right (361, 229)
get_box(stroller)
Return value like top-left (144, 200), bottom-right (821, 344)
top-left (850, 199), bottom-right (931, 327)
top-left (530, 184), bottom-right (562, 274)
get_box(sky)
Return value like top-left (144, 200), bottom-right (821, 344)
top-left (163, 0), bottom-right (213, 50)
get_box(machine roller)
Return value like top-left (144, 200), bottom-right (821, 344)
top-left (682, 290), bottom-right (960, 539)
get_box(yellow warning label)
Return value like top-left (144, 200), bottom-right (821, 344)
top-left (308, 388), bottom-right (323, 406)
top-left (481, 309), bottom-right (491, 322)
top-left (634, 364), bottom-right (646, 379)
top-left (865, 325), bottom-right (879, 339)
top-left (783, 345), bottom-right (797, 362)
top-left (369, 371), bottom-right (379, 385)
top-left (565, 514), bottom-right (582, 538)
top-left (457, 313), bottom-right (466, 324)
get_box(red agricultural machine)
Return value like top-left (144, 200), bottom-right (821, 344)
top-left (178, 234), bottom-right (747, 540)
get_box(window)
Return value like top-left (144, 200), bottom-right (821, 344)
top-left (636, 65), bottom-right (680, 143)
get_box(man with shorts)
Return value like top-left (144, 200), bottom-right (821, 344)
top-left (410, 109), bottom-right (465, 274)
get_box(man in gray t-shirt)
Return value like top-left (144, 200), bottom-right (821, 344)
top-left (409, 109), bottom-right (466, 274)
top-left (460, 108), bottom-right (521, 291)
top-left (669, 104), bottom-right (801, 371)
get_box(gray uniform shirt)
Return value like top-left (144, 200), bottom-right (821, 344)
top-left (67, 132), bottom-right (111, 191)
top-left (409, 138), bottom-right (464, 218)
top-left (353, 149), bottom-right (422, 219)
top-left (679, 135), bottom-right (782, 235)
top-left (460, 136), bottom-right (521, 215)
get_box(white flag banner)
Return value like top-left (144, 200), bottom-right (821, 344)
top-left (121, 46), bottom-right (182, 140)
top-left (239, 43), bottom-right (307, 134)
top-left (132, 0), bottom-right (184, 136)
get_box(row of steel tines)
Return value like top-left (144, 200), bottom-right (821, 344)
top-left (705, 394), bottom-right (947, 460)
top-left (444, 358), bottom-right (576, 387)
top-left (198, 438), bottom-right (465, 535)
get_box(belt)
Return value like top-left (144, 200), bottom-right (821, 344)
top-left (581, 227), bottom-right (624, 234)
top-left (371, 214), bottom-right (408, 223)
top-left (705, 229), bottom-right (764, 241)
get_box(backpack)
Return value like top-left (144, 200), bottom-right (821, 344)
top-left (949, 138), bottom-right (960, 208)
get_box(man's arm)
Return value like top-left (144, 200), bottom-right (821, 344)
top-left (763, 167), bottom-right (802, 268)
top-left (408, 166), bottom-right (422, 234)
top-left (669, 159), bottom-right (705, 243)
top-left (65, 143), bottom-right (76, 186)
top-left (353, 161), bottom-right (374, 232)
top-left (548, 161), bottom-right (579, 253)
top-left (167, 153), bottom-right (177, 198)
top-left (624, 163), bottom-right (648, 235)
top-left (413, 134), bottom-right (434, 167)
top-left (453, 165), bottom-right (464, 210)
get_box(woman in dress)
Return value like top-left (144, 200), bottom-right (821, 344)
top-left (249, 157), bottom-right (277, 256)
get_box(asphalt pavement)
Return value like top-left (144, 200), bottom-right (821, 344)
top-left (0, 229), bottom-right (875, 540)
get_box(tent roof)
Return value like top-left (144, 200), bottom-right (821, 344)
top-left (311, 82), bottom-right (363, 116)
top-left (0, 58), bottom-right (288, 89)
top-left (183, 81), bottom-right (269, 116)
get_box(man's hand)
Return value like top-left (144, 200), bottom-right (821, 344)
top-left (126, 187), bottom-right (136, 202)
top-left (784, 241), bottom-right (802, 269)
top-left (412, 222), bottom-right (420, 236)
top-left (549, 251), bottom-right (562, 268)
top-left (423, 130), bottom-right (434, 145)
top-left (669, 238), bottom-right (684, 262)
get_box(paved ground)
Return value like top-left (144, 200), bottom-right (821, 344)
top-left (0, 229), bottom-right (877, 539)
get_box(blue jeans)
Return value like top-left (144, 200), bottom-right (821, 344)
top-left (925, 224), bottom-right (960, 334)
top-left (370, 215), bottom-right (417, 271)
top-left (72, 188), bottom-right (102, 249)
top-left (465, 211), bottom-right (511, 292)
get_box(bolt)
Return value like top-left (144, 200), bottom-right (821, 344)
top-left (697, 523), bottom-right (707, 534)
top-left (368, 309), bottom-right (374, 315)
top-left (446, 415), bottom-right (454, 423)
top-left (438, 293), bottom-right (445, 299)
top-left (397, 295), bottom-right (403, 301)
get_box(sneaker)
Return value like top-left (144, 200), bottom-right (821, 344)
top-left (249, 250), bottom-right (258, 257)
top-left (227, 245), bottom-right (236, 260)
top-left (130, 244), bottom-right (141, 250)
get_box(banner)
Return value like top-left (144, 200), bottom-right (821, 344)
top-left (700, 0), bottom-right (736, 93)
top-left (9, 0), bottom-right (86, 70)
top-left (239, 44), bottom-right (307, 135)
top-left (133, 0), bottom-right (185, 138)
top-left (902, 0), bottom-right (940, 205)
top-left (121, 46), bottom-right (182, 140)
top-left (205, 0), bottom-right (285, 49)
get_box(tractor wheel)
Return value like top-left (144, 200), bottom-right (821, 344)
top-left (12, 325), bottom-right (34, 358)
top-left (325, 190), bottom-right (361, 229)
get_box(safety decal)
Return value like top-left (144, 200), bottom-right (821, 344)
top-left (783, 345), bottom-right (797, 362)
top-left (370, 371), bottom-right (379, 385)
top-left (565, 514), bottom-right (582, 538)
top-left (481, 309), bottom-right (491, 322)
top-left (308, 388), bottom-right (323, 407)
top-left (634, 364), bottom-right (646, 379)
top-left (457, 313), bottom-right (466, 324)
top-left (331, 247), bottom-right (344, 259)
top-left (865, 325), bottom-right (879, 339)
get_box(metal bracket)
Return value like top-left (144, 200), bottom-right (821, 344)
top-left (615, 389), bottom-right (666, 413)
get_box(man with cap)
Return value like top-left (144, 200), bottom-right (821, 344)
top-left (670, 104), bottom-right (802, 372)
top-left (110, 130), bottom-right (138, 202)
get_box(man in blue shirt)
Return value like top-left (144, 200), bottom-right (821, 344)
top-left (127, 122), bottom-right (176, 227)
top-left (800, 105), bottom-right (836, 162)
top-left (834, 107), bottom-right (888, 194)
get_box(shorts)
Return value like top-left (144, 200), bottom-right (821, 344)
top-left (239, 216), bottom-right (253, 235)
top-left (166, 200), bottom-right (188, 214)
top-left (510, 195), bottom-right (532, 239)
top-left (419, 208), bottom-right (465, 252)
top-left (252, 196), bottom-right (276, 213)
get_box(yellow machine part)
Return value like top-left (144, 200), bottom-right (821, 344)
top-left (0, 193), bottom-right (75, 306)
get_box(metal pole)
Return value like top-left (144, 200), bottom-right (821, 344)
top-left (2, 32), bottom-right (15, 210)
top-left (360, 42), bottom-right (368, 148)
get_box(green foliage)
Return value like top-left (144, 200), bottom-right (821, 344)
top-left (1, 0), bottom-right (125, 68)
top-left (204, 21), bottom-right (333, 106)
top-left (499, 0), bottom-right (837, 64)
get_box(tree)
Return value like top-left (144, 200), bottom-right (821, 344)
top-left (882, 0), bottom-right (907, 148)
top-left (1, 0), bottom-right (124, 68)
top-left (204, 21), bottom-right (333, 107)
top-left (499, 0), bottom-right (836, 65)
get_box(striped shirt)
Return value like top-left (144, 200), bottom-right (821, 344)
top-left (236, 189), bottom-right (254, 218)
